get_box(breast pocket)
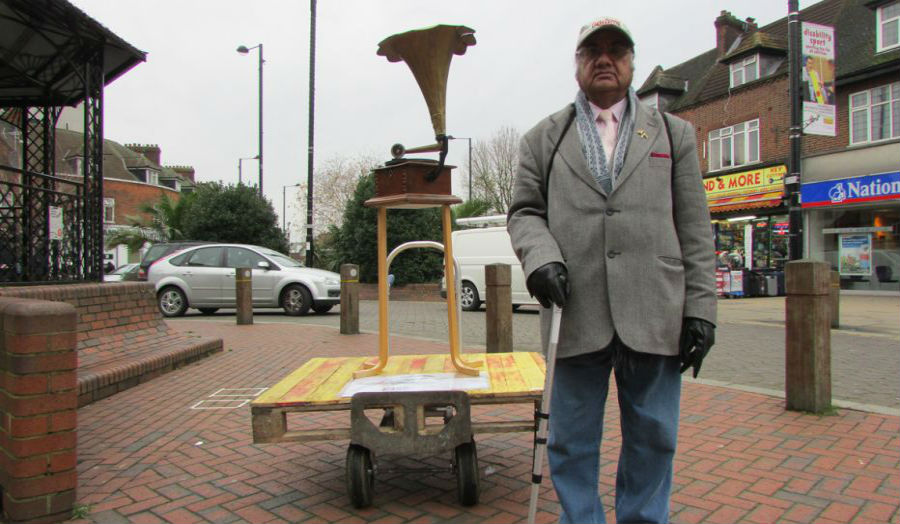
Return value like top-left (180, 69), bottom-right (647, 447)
top-left (649, 156), bottom-right (672, 169)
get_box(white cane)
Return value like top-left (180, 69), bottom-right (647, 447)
top-left (527, 304), bottom-right (563, 524)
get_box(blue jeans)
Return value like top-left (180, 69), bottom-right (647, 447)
top-left (547, 337), bottom-right (681, 524)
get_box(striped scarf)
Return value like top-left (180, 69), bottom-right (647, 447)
top-left (573, 87), bottom-right (637, 193)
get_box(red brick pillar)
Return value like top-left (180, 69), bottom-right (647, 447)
top-left (0, 298), bottom-right (78, 524)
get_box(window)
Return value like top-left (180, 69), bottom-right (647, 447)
top-left (146, 169), bottom-right (159, 186)
top-left (186, 247), bottom-right (224, 267)
top-left (225, 247), bottom-right (266, 269)
top-left (850, 82), bottom-right (900, 144)
top-left (878, 1), bottom-right (900, 52)
top-left (708, 120), bottom-right (760, 172)
top-left (729, 55), bottom-right (759, 88)
top-left (103, 198), bottom-right (115, 223)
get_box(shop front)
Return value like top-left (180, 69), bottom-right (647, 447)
top-left (802, 170), bottom-right (900, 292)
top-left (704, 165), bottom-right (788, 297)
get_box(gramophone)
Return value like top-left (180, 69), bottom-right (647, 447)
top-left (357, 24), bottom-right (482, 379)
top-left (367, 24), bottom-right (476, 205)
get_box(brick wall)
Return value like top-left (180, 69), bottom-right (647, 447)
top-left (104, 179), bottom-right (181, 228)
top-left (0, 298), bottom-right (78, 524)
top-left (0, 283), bottom-right (166, 350)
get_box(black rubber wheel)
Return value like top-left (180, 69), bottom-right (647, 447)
top-left (312, 304), bottom-right (333, 314)
top-left (198, 308), bottom-right (219, 315)
top-left (346, 444), bottom-right (374, 508)
top-left (281, 284), bottom-right (312, 316)
top-left (157, 286), bottom-right (188, 317)
top-left (455, 441), bottom-right (479, 506)
top-left (459, 281), bottom-right (481, 311)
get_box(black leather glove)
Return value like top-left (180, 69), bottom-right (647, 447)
top-left (526, 262), bottom-right (569, 309)
top-left (679, 317), bottom-right (716, 378)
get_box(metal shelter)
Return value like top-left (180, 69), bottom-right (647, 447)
top-left (0, 0), bottom-right (144, 283)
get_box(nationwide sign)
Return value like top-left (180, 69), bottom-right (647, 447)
top-left (801, 171), bottom-right (900, 208)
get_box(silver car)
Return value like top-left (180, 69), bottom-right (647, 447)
top-left (147, 243), bottom-right (340, 317)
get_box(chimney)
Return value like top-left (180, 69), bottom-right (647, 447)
top-left (169, 165), bottom-right (195, 183)
top-left (715, 10), bottom-right (750, 56)
top-left (125, 143), bottom-right (161, 166)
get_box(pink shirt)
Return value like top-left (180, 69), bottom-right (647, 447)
top-left (588, 97), bottom-right (627, 165)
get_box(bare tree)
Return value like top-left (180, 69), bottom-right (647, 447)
top-left (470, 126), bottom-right (520, 214)
top-left (293, 153), bottom-right (380, 237)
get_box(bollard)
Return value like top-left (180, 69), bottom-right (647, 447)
top-left (236, 267), bottom-right (253, 325)
top-left (485, 263), bottom-right (513, 353)
top-left (341, 264), bottom-right (360, 334)
top-left (785, 260), bottom-right (831, 413)
top-left (830, 270), bottom-right (840, 329)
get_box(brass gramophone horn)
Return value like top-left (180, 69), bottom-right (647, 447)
top-left (378, 25), bottom-right (476, 178)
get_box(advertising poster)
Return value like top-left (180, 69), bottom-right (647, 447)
top-left (839, 234), bottom-right (871, 276)
top-left (801, 22), bottom-right (836, 136)
top-left (48, 206), bottom-right (63, 241)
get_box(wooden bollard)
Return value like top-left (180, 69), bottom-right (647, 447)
top-left (785, 260), bottom-right (831, 413)
top-left (485, 263), bottom-right (512, 354)
top-left (830, 270), bottom-right (840, 329)
top-left (340, 264), bottom-right (360, 334)
top-left (236, 267), bottom-right (253, 325)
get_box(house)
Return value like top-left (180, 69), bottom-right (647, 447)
top-left (637, 0), bottom-right (899, 292)
top-left (0, 126), bottom-right (196, 267)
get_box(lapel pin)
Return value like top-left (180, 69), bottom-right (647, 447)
top-left (637, 129), bottom-right (648, 139)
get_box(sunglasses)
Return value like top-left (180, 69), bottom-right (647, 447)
top-left (576, 42), bottom-right (633, 61)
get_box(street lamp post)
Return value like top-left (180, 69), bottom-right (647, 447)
top-left (237, 43), bottom-right (264, 197)
top-left (282, 183), bottom-right (300, 233)
top-left (448, 136), bottom-right (473, 200)
top-left (237, 155), bottom-right (258, 186)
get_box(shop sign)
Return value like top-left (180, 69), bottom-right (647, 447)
top-left (838, 234), bottom-right (871, 276)
top-left (801, 171), bottom-right (900, 208)
top-left (705, 166), bottom-right (786, 201)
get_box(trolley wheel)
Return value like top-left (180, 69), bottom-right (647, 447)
top-left (346, 444), bottom-right (374, 508)
top-left (455, 441), bottom-right (480, 506)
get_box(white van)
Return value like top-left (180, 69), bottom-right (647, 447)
top-left (444, 225), bottom-right (536, 311)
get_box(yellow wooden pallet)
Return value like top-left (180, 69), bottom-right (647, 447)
top-left (251, 352), bottom-right (546, 444)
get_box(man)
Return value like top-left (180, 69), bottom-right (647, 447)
top-left (507, 17), bottom-right (717, 524)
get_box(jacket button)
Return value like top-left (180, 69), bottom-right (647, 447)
top-left (605, 209), bottom-right (616, 216)
top-left (607, 250), bottom-right (619, 258)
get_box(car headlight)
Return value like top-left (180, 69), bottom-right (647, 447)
top-left (324, 277), bottom-right (339, 286)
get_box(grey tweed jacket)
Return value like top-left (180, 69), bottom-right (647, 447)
top-left (507, 99), bottom-right (717, 358)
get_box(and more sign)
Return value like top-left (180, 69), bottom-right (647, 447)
top-left (704, 165), bottom-right (786, 209)
top-left (801, 171), bottom-right (900, 208)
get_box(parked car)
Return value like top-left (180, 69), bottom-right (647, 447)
top-left (147, 243), bottom-right (340, 317)
top-left (441, 226), bottom-right (537, 311)
top-left (137, 241), bottom-right (212, 281)
top-left (103, 263), bottom-right (140, 282)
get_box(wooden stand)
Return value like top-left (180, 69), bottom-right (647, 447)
top-left (357, 191), bottom-right (482, 378)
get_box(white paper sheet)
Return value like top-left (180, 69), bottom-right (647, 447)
top-left (339, 372), bottom-right (490, 397)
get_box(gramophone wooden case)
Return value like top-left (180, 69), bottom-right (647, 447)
top-left (373, 159), bottom-right (454, 197)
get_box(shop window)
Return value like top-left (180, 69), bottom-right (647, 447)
top-left (729, 55), bottom-right (759, 88)
top-left (850, 82), bottom-right (900, 144)
top-left (103, 198), bottom-right (114, 223)
top-left (877, 1), bottom-right (900, 52)
top-left (708, 120), bottom-right (759, 172)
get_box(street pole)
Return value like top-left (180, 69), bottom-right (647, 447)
top-left (238, 158), bottom-right (242, 185)
top-left (787, 0), bottom-right (803, 260)
top-left (467, 137), bottom-right (472, 200)
top-left (306, 0), bottom-right (317, 267)
top-left (258, 44), bottom-right (264, 197)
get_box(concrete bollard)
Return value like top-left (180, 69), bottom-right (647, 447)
top-left (830, 270), bottom-right (840, 329)
top-left (485, 263), bottom-right (513, 354)
top-left (340, 264), bottom-right (360, 335)
top-left (236, 267), bottom-right (253, 325)
top-left (785, 260), bottom-right (831, 413)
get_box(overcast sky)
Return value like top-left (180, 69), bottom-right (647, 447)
top-left (68, 0), bottom-right (817, 240)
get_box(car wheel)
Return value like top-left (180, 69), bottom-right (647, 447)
top-left (282, 284), bottom-right (312, 316)
top-left (198, 308), bottom-right (219, 315)
top-left (459, 281), bottom-right (481, 311)
top-left (312, 304), bottom-right (333, 314)
top-left (157, 286), bottom-right (188, 317)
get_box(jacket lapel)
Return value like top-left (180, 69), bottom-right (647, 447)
top-left (614, 103), bottom-right (660, 191)
top-left (557, 112), bottom-right (606, 197)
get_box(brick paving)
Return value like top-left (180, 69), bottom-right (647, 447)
top-left (65, 320), bottom-right (899, 524)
